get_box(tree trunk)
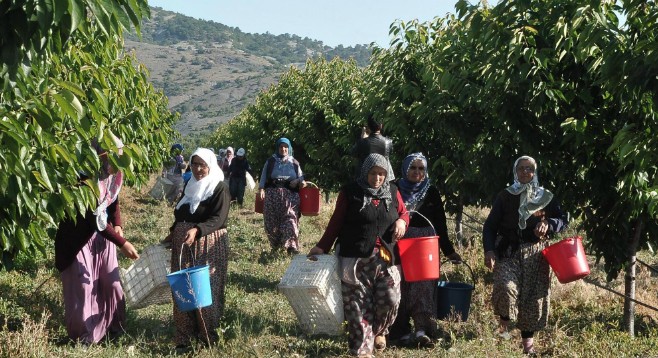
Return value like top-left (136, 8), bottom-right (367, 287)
top-left (623, 219), bottom-right (643, 336)
top-left (455, 196), bottom-right (464, 249)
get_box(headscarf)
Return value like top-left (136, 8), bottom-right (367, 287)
top-left (176, 147), bottom-right (224, 214)
top-left (93, 132), bottom-right (124, 231)
top-left (275, 137), bottom-right (293, 158)
top-left (398, 152), bottom-right (431, 211)
top-left (505, 155), bottom-right (554, 229)
top-left (356, 153), bottom-right (392, 211)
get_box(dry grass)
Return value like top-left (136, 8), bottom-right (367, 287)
top-left (2, 178), bottom-right (658, 357)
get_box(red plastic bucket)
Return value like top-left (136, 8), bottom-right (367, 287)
top-left (542, 236), bottom-right (590, 284)
top-left (397, 236), bottom-right (440, 282)
top-left (255, 193), bottom-right (264, 214)
top-left (299, 182), bottom-right (321, 216)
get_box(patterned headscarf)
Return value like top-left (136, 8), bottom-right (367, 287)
top-left (93, 131), bottom-right (124, 231)
top-left (356, 153), bottom-right (392, 211)
top-left (398, 152), bottom-right (430, 211)
top-left (176, 147), bottom-right (224, 214)
top-left (505, 155), bottom-right (553, 229)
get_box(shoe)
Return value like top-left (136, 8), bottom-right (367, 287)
top-left (522, 338), bottom-right (536, 355)
top-left (498, 317), bottom-right (511, 340)
top-left (416, 333), bottom-right (434, 348)
top-left (374, 335), bottom-right (386, 351)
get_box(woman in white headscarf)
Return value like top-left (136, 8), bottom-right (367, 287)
top-left (482, 155), bottom-right (567, 355)
top-left (164, 147), bottom-right (230, 351)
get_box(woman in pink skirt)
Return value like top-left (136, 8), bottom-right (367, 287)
top-left (55, 134), bottom-right (140, 344)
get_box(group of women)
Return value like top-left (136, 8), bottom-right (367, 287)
top-left (54, 134), bottom-right (566, 357)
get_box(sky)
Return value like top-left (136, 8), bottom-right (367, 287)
top-left (147, 1), bottom-right (459, 48)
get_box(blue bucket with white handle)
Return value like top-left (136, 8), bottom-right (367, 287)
top-left (167, 244), bottom-right (212, 311)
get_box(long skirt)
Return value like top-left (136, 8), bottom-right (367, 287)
top-left (170, 222), bottom-right (229, 346)
top-left (263, 187), bottom-right (300, 251)
top-left (60, 232), bottom-right (126, 344)
top-left (389, 226), bottom-right (438, 339)
top-left (340, 247), bottom-right (401, 356)
top-left (492, 241), bottom-right (551, 332)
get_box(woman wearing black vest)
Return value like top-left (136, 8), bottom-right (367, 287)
top-left (308, 153), bottom-right (409, 357)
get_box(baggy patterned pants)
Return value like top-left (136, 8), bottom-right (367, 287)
top-left (341, 248), bottom-right (401, 356)
top-left (492, 241), bottom-right (551, 332)
top-left (263, 187), bottom-right (300, 251)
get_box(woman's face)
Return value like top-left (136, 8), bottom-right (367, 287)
top-left (278, 143), bottom-right (289, 156)
top-left (367, 165), bottom-right (387, 189)
top-left (190, 155), bottom-right (209, 180)
top-left (406, 159), bottom-right (426, 184)
top-left (516, 159), bottom-right (535, 184)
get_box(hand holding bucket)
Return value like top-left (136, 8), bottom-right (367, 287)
top-left (542, 236), bottom-right (590, 284)
top-left (166, 243), bottom-right (213, 311)
top-left (397, 210), bottom-right (441, 282)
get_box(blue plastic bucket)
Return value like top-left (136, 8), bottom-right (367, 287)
top-left (436, 260), bottom-right (475, 322)
top-left (167, 244), bottom-right (213, 312)
top-left (167, 265), bottom-right (212, 311)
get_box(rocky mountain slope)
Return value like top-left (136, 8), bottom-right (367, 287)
top-left (126, 7), bottom-right (372, 138)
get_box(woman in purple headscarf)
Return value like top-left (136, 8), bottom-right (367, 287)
top-left (388, 152), bottom-right (461, 348)
top-left (55, 133), bottom-right (140, 344)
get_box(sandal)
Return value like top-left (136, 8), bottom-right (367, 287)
top-left (374, 335), bottom-right (386, 351)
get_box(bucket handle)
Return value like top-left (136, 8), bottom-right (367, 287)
top-left (178, 243), bottom-right (198, 270)
top-left (440, 259), bottom-right (476, 288)
top-left (303, 181), bottom-right (319, 189)
top-left (403, 210), bottom-right (437, 237)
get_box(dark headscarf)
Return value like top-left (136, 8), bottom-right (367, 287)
top-left (356, 153), bottom-right (392, 211)
top-left (398, 152), bottom-right (430, 210)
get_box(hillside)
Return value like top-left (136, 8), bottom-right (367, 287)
top-left (126, 6), bottom-right (373, 138)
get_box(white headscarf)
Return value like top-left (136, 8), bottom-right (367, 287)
top-left (505, 155), bottom-right (553, 229)
top-left (176, 148), bottom-right (224, 214)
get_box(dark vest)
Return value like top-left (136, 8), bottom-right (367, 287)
top-left (337, 182), bottom-right (400, 258)
top-left (495, 190), bottom-right (547, 255)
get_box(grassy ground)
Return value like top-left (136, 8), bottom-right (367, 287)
top-left (2, 178), bottom-right (658, 357)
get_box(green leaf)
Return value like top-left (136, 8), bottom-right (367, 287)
top-left (52, 89), bottom-right (84, 119)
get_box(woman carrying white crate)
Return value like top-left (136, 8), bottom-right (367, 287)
top-left (164, 147), bottom-right (231, 351)
top-left (308, 153), bottom-right (409, 357)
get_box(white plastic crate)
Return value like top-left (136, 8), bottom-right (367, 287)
top-left (120, 243), bottom-right (172, 309)
top-left (278, 254), bottom-right (344, 336)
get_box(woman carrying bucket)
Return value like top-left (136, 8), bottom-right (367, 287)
top-left (388, 152), bottom-right (462, 348)
top-left (258, 138), bottom-right (306, 254)
top-left (164, 147), bottom-right (230, 351)
top-left (483, 155), bottom-right (567, 355)
top-left (308, 153), bottom-right (409, 357)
